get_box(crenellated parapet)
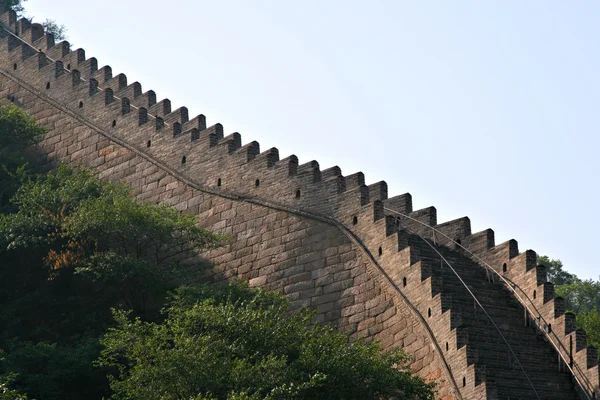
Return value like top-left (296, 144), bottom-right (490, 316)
top-left (0, 8), bottom-right (592, 398)
top-left (463, 238), bottom-right (599, 397)
top-left (345, 201), bottom-right (497, 398)
top-left (0, 11), bottom-right (397, 219)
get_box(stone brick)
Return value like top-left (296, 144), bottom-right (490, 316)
top-left (0, 24), bottom-right (580, 398)
top-left (283, 281), bottom-right (314, 295)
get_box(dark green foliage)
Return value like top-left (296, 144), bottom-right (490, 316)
top-left (0, 351), bottom-right (27, 400)
top-left (63, 183), bottom-right (223, 264)
top-left (538, 255), bottom-right (600, 348)
top-left (1, 0), bottom-right (24, 15)
top-left (538, 255), bottom-right (576, 286)
top-left (0, 165), bottom-right (116, 251)
top-left (0, 165), bottom-right (223, 314)
top-left (0, 103), bottom-right (45, 213)
top-left (0, 386), bottom-right (27, 400)
top-left (556, 278), bottom-right (600, 348)
top-left (41, 19), bottom-right (67, 41)
top-left (98, 283), bottom-right (436, 400)
top-left (1, 164), bottom-right (221, 258)
top-left (555, 279), bottom-right (600, 314)
top-left (577, 308), bottom-right (600, 349)
top-left (0, 165), bottom-right (223, 399)
top-left (0, 339), bottom-right (106, 400)
top-left (538, 254), bottom-right (593, 314)
top-left (77, 252), bottom-right (177, 312)
top-left (0, 101), bottom-right (42, 156)
top-left (1, 2), bottom-right (68, 43)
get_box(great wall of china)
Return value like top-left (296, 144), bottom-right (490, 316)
top-left (0, 6), bottom-right (597, 399)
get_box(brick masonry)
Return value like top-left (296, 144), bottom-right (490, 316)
top-left (0, 7), bottom-right (595, 399)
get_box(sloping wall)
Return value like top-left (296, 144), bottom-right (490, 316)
top-left (1, 7), bottom-right (595, 399)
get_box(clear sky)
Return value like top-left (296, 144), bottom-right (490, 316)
top-left (23, 1), bottom-right (600, 280)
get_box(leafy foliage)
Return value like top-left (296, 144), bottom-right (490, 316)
top-left (577, 308), bottom-right (600, 349)
top-left (538, 255), bottom-right (576, 286)
top-left (1, 2), bottom-right (68, 43)
top-left (41, 19), bottom-right (67, 41)
top-left (0, 103), bottom-right (45, 212)
top-left (0, 166), bottom-right (222, 313)
top-left (64, 188), bottom-right (222, 264)
top-left (0, 165), bottom-right (115, 251)
top-left (0, 352), bottom-right (27, 400)
top-left (538, 255), bottom-right (600, 348)
top-left (1, 0), bottom-right (24, 16)
top-left (0, 385), bottom-right (27, 400)
top-left (555, 279), bottom-right (600, 314)
top-left (0, 164), bottom-right (223, 399)
top-left (2, 165), bottom-right (221, 257)
top-left (0, 383), bottom-right (27, 400)
top-left (98, 283), bottom-right (436, 400)
top-left (0, 104), bottom-right (43, 156)
top-left (0, 339), bottom-right (106, 400)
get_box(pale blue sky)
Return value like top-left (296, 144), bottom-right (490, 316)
top-left (24, 1), bottom-right (600, 280)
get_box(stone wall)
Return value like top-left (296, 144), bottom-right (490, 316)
top-left (1, 7), bottom-right (596, 399)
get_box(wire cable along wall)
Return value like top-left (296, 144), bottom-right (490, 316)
top-left (384, 207), bottom-right (594, 400)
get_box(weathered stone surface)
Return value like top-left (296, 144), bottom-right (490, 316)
top-left (0, 11), bottom-right (589, 399)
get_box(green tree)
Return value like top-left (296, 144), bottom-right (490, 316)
top-left (98, 283), bottom-right (436, 400)
top-left (0, 352), bottom-right (27, 400)
top-left (555, 279), bottom-right (600, 315)
top-left (538, 255), bottom-right (576, 286)
top-left (538, 255), bottom-right (600, 348)
top-left (0, 166), bottom-right (223, 314)
top-left (1, 0), bottom-right (25, 16)
top-left (0, 103), bottom-right (45, 213)
top-left (577, 308), bottom-right (600, 349)
top-left (0, 339), bottom-right (104, 400)
top-left (0, 165), bottom-right (222, 399)
top-left (1, 2), bottom-right (68, 42)
top-left (41, 19), bottom-right (67, 41)
top-left (0, 383), bottom-right (27, 400)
